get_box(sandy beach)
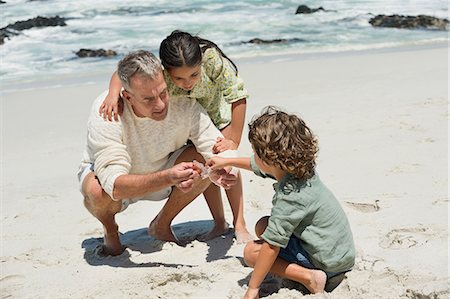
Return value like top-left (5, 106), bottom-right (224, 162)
top-left (1, 43), bottom-right (448, 298)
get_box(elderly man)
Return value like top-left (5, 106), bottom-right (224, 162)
top-left (78, 50), bottom-right (239, 256)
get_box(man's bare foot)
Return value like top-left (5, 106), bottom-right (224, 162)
top-left (148, 218), bottom-right (182, 245)
top-left (234, 228), bottom-right (254, 244)
top-left (100, 231), bottom-right (125, 256)
top-left (306, 269), bottom-right (327, 294)
top-left (197, 221), bottom-right (230, 241)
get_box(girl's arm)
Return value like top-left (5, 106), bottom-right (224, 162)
top-left (222, 98), bottom-right (247, 146)
top-left (206, 156), bottom-right (252, 172)
top-left (214, 98), bottom-right (246, 153)
top-left (244, 242), bottom-right (280, 298)
top-left (99, 71), bottom-right (123, 121)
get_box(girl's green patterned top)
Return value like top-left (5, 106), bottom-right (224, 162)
top-left (164, 48), bottom-right (249, 129)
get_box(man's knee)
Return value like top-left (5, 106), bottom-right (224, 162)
top-left (82, 173), bottom-right (110, 208)
top-left (83, 173), bottom-right (102, 198)
top-left (176, 145), bottom-right (205, 164)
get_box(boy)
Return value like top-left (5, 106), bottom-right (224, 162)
top-left (206, 106), bottom-right (355, 298)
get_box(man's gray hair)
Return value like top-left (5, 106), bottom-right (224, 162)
top-left (117, 50), bottom-right (163, 91)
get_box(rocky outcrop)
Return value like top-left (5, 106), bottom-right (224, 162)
top-left (369, 14), bottom-right (448, 30)
top-left (75, 49), bottom-right (117, 58)
top-left (295, 5), bottom-right (325, 14)
top-left (0, 1), bottom-right (6, 4)
top-left (3, 15), bottom-right (66, 31)
top-left (1, 16), bottom-right (66, 45)
top-left (246, 38), bottom-right (304, 44)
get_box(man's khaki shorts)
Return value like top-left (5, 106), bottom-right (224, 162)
top-left (77, 145), bottom-right (189, 212)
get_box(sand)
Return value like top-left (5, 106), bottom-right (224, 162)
top-left (1, 43), bottom-right (448, 298)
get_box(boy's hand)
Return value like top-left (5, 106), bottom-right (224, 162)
top-left (205, 156), bottom-right (229, 170)
top-left (212, 137), bottom-right (237, 154)
top-left (99, 94), bottom-right (124, 121)
top-left (243, 287), bottom-right (259, 299)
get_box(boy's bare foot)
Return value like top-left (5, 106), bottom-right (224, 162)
top-left (197, 221), bottom-right (230, 241)
top-left (234, 228), bottom-right (254, 244)
top-left (148, 218), bottom-right (181, 245)
top-left (306, 269), bottom-right (327, 294)
top-left (100, 231), bottom-right (125, 256)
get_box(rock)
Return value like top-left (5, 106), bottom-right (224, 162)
top-left (0, 16), bottom-right (66, 45)
top-left (3, 16), bottom-right (66, 31)
top-left (295, 5), bottom-right (325, 14)
top-left (75, 49), bottom-right (117, 58)
top-left (369, 14), bottom-right (448, 30)
top-left (246, 38), bottom-right (305, 44)
top-left (0, 1), bottom-right (6, 4)
top-left (247, 38), bottom-right (289, 44)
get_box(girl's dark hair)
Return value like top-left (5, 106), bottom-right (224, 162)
top-left (159, 30), bottom-right (238, 74)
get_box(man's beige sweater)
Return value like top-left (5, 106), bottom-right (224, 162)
top-left (81, 90), bottom-right (226, 200)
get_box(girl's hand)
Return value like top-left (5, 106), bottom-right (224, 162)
top-left (243, 287), bottom-right (259, 299)
top-left (99, 93), bottom-right (123, 121)
top-left (212, 137), bottom-right (237, 154)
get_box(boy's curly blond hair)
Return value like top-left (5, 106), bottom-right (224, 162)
top-left (248, 106), bottom-right (318, 180)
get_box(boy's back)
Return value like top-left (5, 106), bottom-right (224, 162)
top-left (256, 169), bottom-right (355, 273)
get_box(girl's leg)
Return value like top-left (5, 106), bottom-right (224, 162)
top-left (220, 126), bottom-right (253, 243)
top-left (224, 172), bottom-right (253, 243)
top-left (198, 183), bottom-right (229, 240)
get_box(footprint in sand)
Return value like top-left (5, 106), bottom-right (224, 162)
top-left (379, 226), bottom-right (433, 250)
top-left (432, 198), bottom-right (449, 205)
top-left (387, 163), bottom-right (421, 174)
top-left (398, 121), bottom-right (425, 132)
top-left (344, 200), bottom-right (380, 213)
top-left (0, 274), bottom-right (25, 298)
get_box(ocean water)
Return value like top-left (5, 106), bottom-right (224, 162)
top-left (0, 0), bottom-right (448, 85)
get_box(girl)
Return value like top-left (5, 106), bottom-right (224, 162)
top-left (99, 30), bottom-right (252, 243)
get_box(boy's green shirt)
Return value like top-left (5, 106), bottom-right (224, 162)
top-left (250, 156), bottom-right (355, 273)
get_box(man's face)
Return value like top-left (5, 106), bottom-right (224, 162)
top-left (122, 71), bottom-right (169, 121)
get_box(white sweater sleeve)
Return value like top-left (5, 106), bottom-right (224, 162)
top-left (86, 93), bottom-right (131, 200)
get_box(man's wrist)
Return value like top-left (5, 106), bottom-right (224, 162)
top-left (161, 168), bottom-right (174, 185)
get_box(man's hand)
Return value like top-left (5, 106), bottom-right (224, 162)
top-left (167, 162), bottom-right (200, 193)
top-left (212, 137), bottom-right (237, 154)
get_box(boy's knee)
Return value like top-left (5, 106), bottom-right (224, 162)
top-left (255, 216), bottom-right (269, 238)
top-left (243, 242), bottom-right (257, 267)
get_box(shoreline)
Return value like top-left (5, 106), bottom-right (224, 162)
top-left (1, 40), bottom-right (447, 96)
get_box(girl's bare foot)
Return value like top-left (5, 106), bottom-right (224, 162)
top-left (306, 269), bottom-right (327, 294)
top-left (234, 228), bottom-right (254, 244)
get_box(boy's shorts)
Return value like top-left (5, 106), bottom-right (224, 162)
top-left (279, 236), bottom-right (342, 278)
top-left (77, 145), bottom-right (189, 212)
